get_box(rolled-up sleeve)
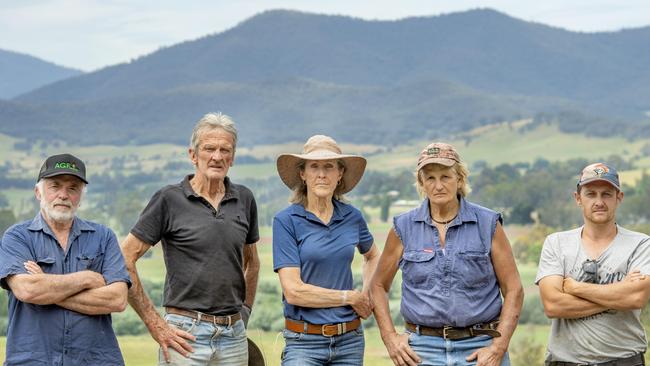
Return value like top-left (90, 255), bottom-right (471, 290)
top-left (101, 229), bottom-right (132, 288)
top-left (0, 227), bottom-right (32, 290)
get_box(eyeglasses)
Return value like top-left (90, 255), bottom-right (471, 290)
top-left (581, 259), bottom-right (599, 284)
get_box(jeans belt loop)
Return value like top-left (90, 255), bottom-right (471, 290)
top-left (196, 312), bottom-right (202, 324)
top-left (415, 324), bottom-right (421, 335)
top-left (443, 325), bottom-right (452, 339)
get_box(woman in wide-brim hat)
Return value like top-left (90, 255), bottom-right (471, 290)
top-left (272, 135), bottom-right (380, 366)
top-left (370, 142), bottom-right (523, 366)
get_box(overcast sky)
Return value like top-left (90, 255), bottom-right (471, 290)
top-left (2, 0), bottom-right (650, 71)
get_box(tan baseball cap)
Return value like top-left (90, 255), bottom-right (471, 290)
top-left (416, 142), bottom-right (460, 171)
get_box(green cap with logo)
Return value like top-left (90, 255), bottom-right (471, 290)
top-left (37, 153), bottom-right (88, 184)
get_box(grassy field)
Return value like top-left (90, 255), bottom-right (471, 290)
top-left (0, 326), bottom-right (551, 365)
top-left (2, 120), bottom-right (650, 182)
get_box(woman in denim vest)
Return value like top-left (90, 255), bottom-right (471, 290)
top-left (273, 135), bottom-right (380, 365)
top-left (371, 142), bottom-right (523, 366)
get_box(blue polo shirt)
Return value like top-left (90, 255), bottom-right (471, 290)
top-left (273, 200), bottom-right (373, 324)
top-left (394, 197), bottom-right (503, 328)
top-left (0, 213), bottom-right (131, 366)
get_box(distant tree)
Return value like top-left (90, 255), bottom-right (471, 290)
top-left (512, 224), bottom-right (554, 264)
top-left (0, 209), bottom-right (17, 235)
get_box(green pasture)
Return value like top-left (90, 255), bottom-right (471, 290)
top-left (368, 122), bottom-right (650, 173)
top-left (0, 326), bottom-right (551, 365)
top-left (3, 326), bottom-right (650, 365)
top-left (3, 120), bottom-right (650, 182)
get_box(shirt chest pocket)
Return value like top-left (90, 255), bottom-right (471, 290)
top-left (76, 252), bottom-right (105, 272)
top-left (457, 251), bottom-right (490, 289)
top-left (35, 256), bottom-right (56, 273)
top-left (401, 251), bottom-right (436, 289)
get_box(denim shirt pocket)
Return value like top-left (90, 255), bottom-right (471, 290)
top-left (75, 252), bottom-right (104, 272)
top-left (401, 250), bottom-right (436, 289)
top-left (457, 251), bottom-right (490, 289)
top-left (35, 256), bottom-right (56, 273)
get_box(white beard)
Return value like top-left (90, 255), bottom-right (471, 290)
top-left (40, 199), bottom-right (77, 223)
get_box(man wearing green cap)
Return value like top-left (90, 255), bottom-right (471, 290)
top-left (0, 153), bottom-right (131, 365)
top-left (536, 162), bottom-right (650, 365)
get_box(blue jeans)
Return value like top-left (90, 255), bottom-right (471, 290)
top-left (281, 326), bottom-right (365, 365)
top-left (407, 331), bottom-right (511, 366)
top-left (158, 313), bottom-right (248, 366)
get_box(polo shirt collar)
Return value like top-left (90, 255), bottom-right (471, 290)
top-left (182, 175), bottom-right (239, 201)
top-left (413, 196), bottom-right (478, 226)
top-left (290, 199), bottom-right (353, 225)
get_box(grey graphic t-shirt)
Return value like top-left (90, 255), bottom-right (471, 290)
top-left (535, 226), bottom-right (650, 363)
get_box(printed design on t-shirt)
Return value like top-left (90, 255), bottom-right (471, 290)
top-left (568, 260), bottom-right (625, 285)
top-left (568, 260), bottom-right (623, 320)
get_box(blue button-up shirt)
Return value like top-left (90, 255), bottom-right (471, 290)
top-left (0, 214), bottom-right (131, 366)
top-left (273, 200), bottom-right (373, 324)
top-left (394, 197), bottom-right (502, 328)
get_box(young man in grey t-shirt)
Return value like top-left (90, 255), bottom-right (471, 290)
top-left (536, 163), bottom-right (650, 366)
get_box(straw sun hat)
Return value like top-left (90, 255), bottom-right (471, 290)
top-left (276, 135), bottom-right (367, 194)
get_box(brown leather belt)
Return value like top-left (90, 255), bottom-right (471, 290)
top-left (547, 353), bottom-right (645, 366)
top-left (405, 319), bottom-right (501, 340)
top-left (285, 318), bottom-right (361, 337)
top-left (166, 307), bottom-right (241, 326)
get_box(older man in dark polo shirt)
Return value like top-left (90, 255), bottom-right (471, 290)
top-left (121, 112), bottom-right (260, 366)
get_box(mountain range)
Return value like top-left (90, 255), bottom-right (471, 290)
top-left (0, 49), bottom-right (82, 100)
top-left (2, 9), bottom-right (649, 146)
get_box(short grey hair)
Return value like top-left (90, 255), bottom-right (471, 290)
top-left (190, 112), bottom-right (238, 152)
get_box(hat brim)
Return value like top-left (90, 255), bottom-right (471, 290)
top-left (577, 177), bottom-right (620, 190)
top-left (39, 171), bottom-right (89, 184)
top-left (417, 157), bottom-right (457, 171)
top-left (247, 338), bottom-right (265, 366)
top-left (276, 151), bottom-right (367, 194)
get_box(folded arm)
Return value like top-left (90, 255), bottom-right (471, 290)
top-left (538, 275), bottom-right (608, 318)
top-left (563, 270), bottom-right (650, 310)
top-left (57, 281), bottom-right (128, 315)
top-left (6, 269), bottom-right (105, 305)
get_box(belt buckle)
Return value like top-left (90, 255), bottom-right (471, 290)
top-left (442, 325), bottom-right (453, 339)
top-left (321, 323), bottom-right (342, 337)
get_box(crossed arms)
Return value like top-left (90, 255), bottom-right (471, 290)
top-left (538, 270), bottom-right (650, 319)
top-left (6, 262), bottom-right (128, 315)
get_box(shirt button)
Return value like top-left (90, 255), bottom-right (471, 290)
top-left (64, 350), bottom-right (68, 354)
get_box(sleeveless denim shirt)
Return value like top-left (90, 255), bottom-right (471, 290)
top-left (394, 197), bottom-right (503, 328)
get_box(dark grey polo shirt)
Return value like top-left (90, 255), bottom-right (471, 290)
top-left (131, 175), bottom-right (259, 315)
